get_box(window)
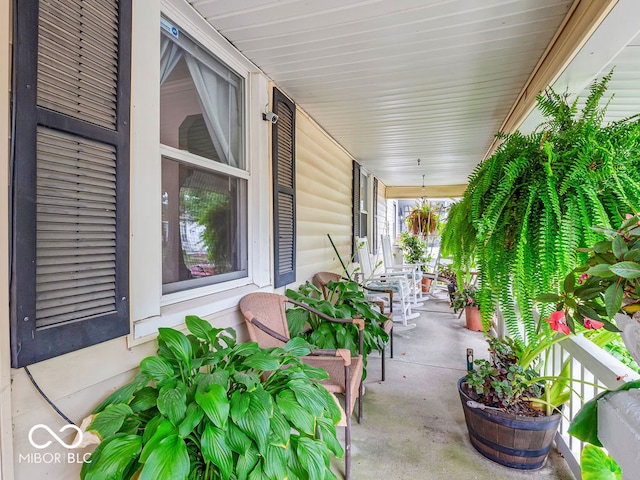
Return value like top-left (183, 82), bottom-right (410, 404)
top-left (11, 0), bottom-right (132, 366)
top-left (160, 18), bottom-right (247, 294)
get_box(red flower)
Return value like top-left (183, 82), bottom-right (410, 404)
top-left (544, 310), bottom-right (571, 335)
top-left (578, 273), bottom-right (589, 284)
top-left (583, 317), bottom-right (604, 330)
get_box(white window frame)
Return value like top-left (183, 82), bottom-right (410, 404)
top-left (129, 0), bottom-right (271, 343)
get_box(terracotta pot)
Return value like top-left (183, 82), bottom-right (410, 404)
top-left (464, 306), bottom-right (483, 331)
top-left (458, 377), bottom-right (562, 470)
top-left (421, 277), bottom-right (432, 292)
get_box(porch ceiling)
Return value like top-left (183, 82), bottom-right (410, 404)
top-left (187, 0), bottom-right (635, 192)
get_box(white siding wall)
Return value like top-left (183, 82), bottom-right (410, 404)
top-left (294, 109), bottom-right (354, 286)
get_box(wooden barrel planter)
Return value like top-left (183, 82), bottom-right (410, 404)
top-left (457, 377), bottom-right (562, 470)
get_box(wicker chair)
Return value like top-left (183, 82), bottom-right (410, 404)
top-left (239, 292), bottom-right (364, 480)
top-left (312, 271), bottom-right (394, 381)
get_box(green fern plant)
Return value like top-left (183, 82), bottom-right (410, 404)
top-left (441, 71), bottom-right (640, 345)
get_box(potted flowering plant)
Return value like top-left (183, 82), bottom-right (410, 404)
top-left (452, 286), bottom-right (482, 331)
top-left (459, 312), bottom-right (605, 470)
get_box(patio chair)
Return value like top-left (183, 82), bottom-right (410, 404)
top-left (239, 292), bottom-right (364, 480)
top-left (312, 271), bottom-right (394, 381)
top-left (356, 237), bottom-right (418, 328)
top-left (380, 234), bottom-right (425, 304)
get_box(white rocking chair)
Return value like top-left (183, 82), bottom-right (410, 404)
top-left (380, 234), bottom-right (425, 305)
top-left (356, 237), bottom-right (418, 329)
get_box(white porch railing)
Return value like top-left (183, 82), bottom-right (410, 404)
top-left (551, 335), bottom-right (640, 479)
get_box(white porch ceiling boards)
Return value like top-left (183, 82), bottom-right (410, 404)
top-left (188, 0), bottom-right (575, 188)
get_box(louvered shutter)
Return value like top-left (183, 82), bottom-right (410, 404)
top-left (11, 0), bottom-right (131, 367)
top-left (272, 88), bottom-right (296, 288)
top-left (352, 161), bottom-right (361, 258)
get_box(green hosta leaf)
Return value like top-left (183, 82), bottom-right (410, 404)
top-left (139, 434), bottom-right (189, 480)
top-left (236, 445), bottom-right (259, 480)
top-left (202, 424), bottom-right (234, 480)
top-left (587, 264), bottom-right (615, 278)
top-left (140, 356), bottom-right (175, 382)
top-left (158, 328), bottom-right (193, 366)
top-left (314, 384), bottom-right (342, 424)
top-left (609, 261), bottom-right (640, 279)
top-left (316, 417), bottom-right (343, 457)
top-left (604, 281), bottom-right (624, 318)
top-left (296, 437), bottom-right (327, 480)
top-left (235, 389), bottom-right (272, 453)
top-left (196, 383), bottom-right (229, 429)
top-left (233, 342), bottom-right (261, 358)
top-left (158, 382), bottom-right (187, 425)
top-left (81, 434), bottom-right (143, 480)
top-left (140, 419), bottom-right (175, 463)
top-left (242, 351), bottom-right (281, 371)
top-left (284, 337), bottom-right (313, 357)
top-left (130, 387), bottom-right (159, 414)
top-left (612, 235), bottom-right (629, 260)
top-left (263, 444), bottom-right (289, 480)
top-left (276, 390), bottom-right (316, 436)
top-left (233, 371), bottom-right (261, 390)
top-left (92, 373), bottom-right (151, 414)
top-left (286, 308), bottom-right (311, 337)
top-left (581, 444), bottom-right (622, 480)
top-left (196, 371), bottom-right (229, 392)
top-left (88, 404), bottom-right (134, 440)
top-left (178, 402), bottom-right (204, 438)
top-left (289, 381), bottom-right (325, 417)
top-left (230, 390), bottom-right (251, 423)
top-left (185, 315), bottom-right (212, 340)
top-left (247, 461), bottom-right (265, 480)
top-left (226, 421), bottom-right (252, 455)
top-left (268, 408), bottom-right (291, 448)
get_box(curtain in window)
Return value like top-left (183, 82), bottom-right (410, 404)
top-left (184, 55), bottom-right (238, 168)
top-left (160, 36), bottom-right (182, 85)
top-left (161, 34), bottom-right (240, 168)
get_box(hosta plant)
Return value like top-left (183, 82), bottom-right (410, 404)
top-left (79, 315), bottom-right (343, 480)
top-left (286, 281), bottom-right (389, 379)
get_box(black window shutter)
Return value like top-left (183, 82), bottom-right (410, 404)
top-left (373, 177), bottom-right (379, 254)
top-left (352, 160), bottom-right (361, 258)
top-left (11, 0), bottom-right (131, 367)
top-left (272, 88), bottom-right (296, 288)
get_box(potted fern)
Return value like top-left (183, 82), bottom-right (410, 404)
top-left (78, 316), bottom-right (344, 480)
top-left (441, 71), bottom-right (640, 343)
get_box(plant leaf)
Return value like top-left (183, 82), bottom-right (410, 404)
top-left (581, 444), bottom-right (622, 480)
top-left (158, 328), bottom-right (193, 366)
top-left (263, 444), bottom-right (289, 480)
top-left (88, 404), bottom-right (134, 440)
top-left (225, 421), bottom-right (252, 455)
top-left (195, 383), bottom-right (230, 429)
top-left (534, 293), bottom-right (562, 303)
top-left (139, 434), bottom-right (189, 480)
top-left (296, 437), bottom-right (327, 480)
top-left (586, 264), bottom-right (615, 278)
top-left (202, 424), bottom-right (234, 480)
top-left (177, 403), bottom-right (203, 438)
top-left (140, 419), bottom-right (175, 463)
top-left (609, 261), bottom-right (640, 279)
top-left (316, 417), bottom-right (343, 457)
top-left (276, 390), bottom-right (316, 436)
top-left (230, 389), bottom-right (251, 423)
top-left (236, 445), bottom-right (259, 480)
top-left (185, 315), bottom-right (212, 340)
top-left (604, 281), bottom-right (624, 318)
top-left (130, 387), bottom-right (159, 414)
top-left (241, 351), bottom-right (281, 371)
top-left (157, 382), bottom-right (187, 426)
top-left (140, 357), bottom-right (175, 382)
top-left (234, 389), bottom-right (272, 453)
top-left (92, 373), bottom-right (150, 414)
top-left (81, 434), bottom-right (143, 480)
top-left (612, 234), bottom-right (628, 260)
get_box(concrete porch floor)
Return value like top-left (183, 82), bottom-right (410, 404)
top-left (335, 293), bottom-right (577, 480)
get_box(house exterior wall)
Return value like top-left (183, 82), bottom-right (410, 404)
top-left (293, 109), bottom-right (355, 287)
